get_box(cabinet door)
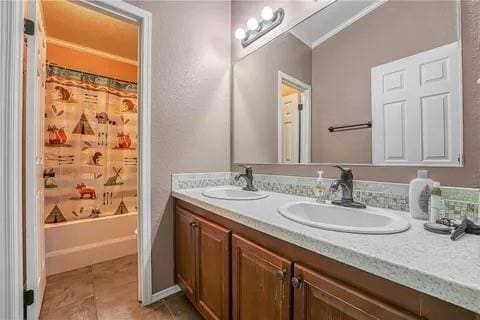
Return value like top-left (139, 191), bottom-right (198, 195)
top-left (232, 234), bottom-right (291, 320)
top-left (196, 216), bottom-right (231, 320)
top-left (175, 206), bottom-right (197, 302)
top-left (293, 264), bottom-right (421, 320)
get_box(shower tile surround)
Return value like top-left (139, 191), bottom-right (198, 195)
top-left (172, 172), bottom-right (480, 222)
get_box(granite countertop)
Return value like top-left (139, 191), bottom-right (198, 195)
top-left (172, 186), bottom-right (480, 314)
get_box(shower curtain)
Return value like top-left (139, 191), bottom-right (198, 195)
top-left (44, 64), bottom-right (138, 223)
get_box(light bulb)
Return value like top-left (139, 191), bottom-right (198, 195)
top-left (235, 28), bottom-right (246, 40)
top-left (261, 6), bottom-right (274, 21)
top-left (247, 17), bottom-right (259, 31)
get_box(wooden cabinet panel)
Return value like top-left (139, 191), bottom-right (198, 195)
top-left (175, 206), bottom-right (196, 302)
top-left (293, 264), bottom-right (422, 320)
top-left (175, 200), bottom-right (477, 320)
top-left (196, 216), bottom-right (230, 320)
top-left (232, 234), bottom-right (291, 320)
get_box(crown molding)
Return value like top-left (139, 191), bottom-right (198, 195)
top-left (310, 0), bottom-right (386, 49)
top-left (46, 36), bottom-right (138, 66)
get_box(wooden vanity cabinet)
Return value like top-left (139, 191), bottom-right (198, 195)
top-left (175, 206), bottom-right (230, 320)
top-left (175, 206), bottom-right (196, 302)
top-left (232, 234), bottom-right (291, 320)
top-left (196, 215), bottom-right (231, 320)
top-left (174, 199), bottom-right (477, 320)
top-left (292, 264), bottom-right (421, 320)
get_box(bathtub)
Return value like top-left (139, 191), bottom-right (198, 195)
top-left (45, 212), bottom-right (137, 275)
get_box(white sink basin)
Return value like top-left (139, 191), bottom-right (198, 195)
top-left (202, 186), bottom-right (269, 200)
top-left (278, 201), bottom-right (410, 234)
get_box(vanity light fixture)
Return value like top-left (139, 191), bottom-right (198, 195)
top-left (247, 17), bottom-right (259, 31)
top-left (235, 28), bottom-right (246, 40)
top-left (261, 6), bottom-right (274, 21)
top-left (236, 6), bottom-right (285, 48)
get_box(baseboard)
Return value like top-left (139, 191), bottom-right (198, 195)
top-left (151, 285), bottom-right (182, 303)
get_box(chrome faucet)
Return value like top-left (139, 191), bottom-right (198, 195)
top-left (329, 165), bottom-right (366, 209)
top-left (235, 166), bottom-right (257, 191)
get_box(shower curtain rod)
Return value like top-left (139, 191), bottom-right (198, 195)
top-left (46, 62), bottom-right (138, 85)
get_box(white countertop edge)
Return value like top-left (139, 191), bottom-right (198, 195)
top-left (172, 189), bottom-right (480, 314)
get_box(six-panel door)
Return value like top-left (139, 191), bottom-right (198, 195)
top-left (371, 42), bottom-right (461, 166)
top-left (232, 234), bottom-right (291, 320)
top-left (292, 264), bottom-right (421, 320)
top-left (196, 216), bottom-right (231, 320)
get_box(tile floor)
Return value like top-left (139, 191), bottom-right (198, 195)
top-left (40, 255), bottom-right (203, 320)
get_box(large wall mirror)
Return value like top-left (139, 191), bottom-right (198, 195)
top-left (233, 0), bottom-right (463, 167)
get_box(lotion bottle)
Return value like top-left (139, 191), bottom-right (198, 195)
top-left (409, 170), bottom-right (434, 220)
top-left (429, 182), bottom-right (442, 223)
top-left (313, 171), bottom-right (327, 203)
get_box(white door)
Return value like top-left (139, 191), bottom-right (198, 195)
top-left (25, 2), bottom-right (47, 319)
top-left (281, 93), bottom-right (300, 163)
top-left (371, 42), bottom-right (462, 166)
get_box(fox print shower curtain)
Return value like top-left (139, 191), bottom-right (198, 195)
top-left (44, 65), bottom-right (138, 223)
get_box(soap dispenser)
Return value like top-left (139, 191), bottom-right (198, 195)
top-left (409, 170), bottom-right (434, 220)
top-left (314, 171), bottom-right (327, 203)
top-left (429, 182), bottom-right (442, 223)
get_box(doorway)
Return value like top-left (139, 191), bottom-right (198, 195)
top-left (19, 1), bottom-right (152, 319)
top-left (277, 71), bottom-right (312, 164)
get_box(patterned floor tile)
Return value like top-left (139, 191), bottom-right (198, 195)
top-left (164, 293), bottom-right (203, 320)
top-left (41, 266), bottom-right (95, 315)
top-left (40, 255), bottom-right (202, 320)
top-left (40, 296), bottom-right (97, 320)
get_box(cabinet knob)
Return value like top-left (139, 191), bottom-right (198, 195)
top-left (190, 222), bottom-right (199, 228)
top-left (291, 277), bottom-right (303, 288)
top-left (275, 270), bottom-right (286, 280)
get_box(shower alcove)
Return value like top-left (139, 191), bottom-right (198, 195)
top-left (43, 60), bottom-right (139, 274)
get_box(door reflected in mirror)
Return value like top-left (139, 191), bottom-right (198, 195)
top-left (278, 72), bottom-right (311, 163)
top-left (233, 0), bottom-right (463, 167)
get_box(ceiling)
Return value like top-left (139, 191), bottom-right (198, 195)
top-left (281, 83), bottom-right (300, 97)
top-left (41, 0), bottom-right (138, 61)
top-left (289, 0), bottom-right (381, 48)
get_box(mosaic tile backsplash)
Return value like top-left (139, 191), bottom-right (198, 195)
top-left (172, 172), bottom-right (480, 223)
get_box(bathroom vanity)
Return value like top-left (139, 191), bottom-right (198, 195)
top-left (171, 0), bottom-right (480, 319)
top-left (172, 186), bottom-right (479, 320)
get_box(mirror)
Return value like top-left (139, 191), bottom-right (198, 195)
top-left (233, 0), bottom-right (462, 166)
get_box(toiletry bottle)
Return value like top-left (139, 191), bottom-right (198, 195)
top-left (430, 182), bottom-right (442, 223)
top-left (409, 170), bottom-right (434, 220)
top-left (314, 171), bottom-right (327, 203)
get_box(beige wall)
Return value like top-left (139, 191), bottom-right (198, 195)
top-left (311, 0), bottom-right (457, 163)
top-left (232, 0), bottom-right (329, 62)
top-left (130, 1), bottom-right (231, 293)
top-left (128, 0), bottom-right (478, 296)
top-left (232, 0), bottom-right (480, 188)
top-left (233, 33), bottom-right (311, 163)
